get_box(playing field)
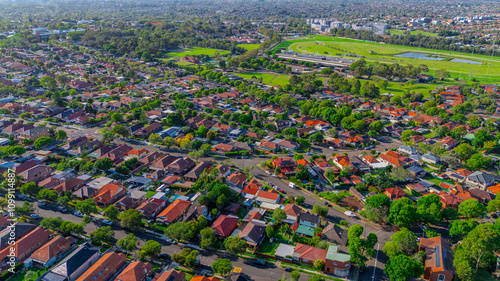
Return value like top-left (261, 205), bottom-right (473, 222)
top-left (273, 35), bottom-right (500, 81)
top-left (233, 72), bottom-right (292, 87)
top-left (237, 44), bottom-right (261, 51)
top-left (388, 29), bottom-right (437, 37)
top-left (167, 47), bottom-right (229, 58)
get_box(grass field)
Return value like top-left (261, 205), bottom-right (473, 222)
top-left (388, 29), bottom-right (437, 37)
top-left (233, 71), bottom-right (292, 87)
top-left (237, 44), bottom-right (260, 51)
top-left (273, 35), bottom-right (500, 81)
top-left (166, 47), bottom-right (229, 58)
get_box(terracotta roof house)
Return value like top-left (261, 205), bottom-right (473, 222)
top-left (0, 227), bottom-right (52, 265)
top-left (292, 243), bottom-right (327, 266)
top-left (152, 270), bottom-right (186, 281)
top-left (127, 148), bottom-right (149, 159)
top-left (226, 173), bottom-right (248, 193)
top-left (212, 143), bottom-right (234, 154)
top-left (42, 242), bottom-right (101, 281)
top-left (256, 190), bottom-right (280, 204)
top-left (439, 192), bottom-right (464, 208)
top-left (115, 261), bottom-right (154, 281)
top-left (469, 188), bottom-right (495, 203)
top-left (52, 177), bottom-right (86, 194)
top-left (157, 199), bottom-right (191, 224)
top-left (191, 276), bottom-right (219, 281)
top-left (283, 204), bottom-right (302, 224)
top-left (93, 182), bottom-right (127, 206)
top-left (27, 235), bottom-right (75, 268)
top-left (419, 237), bottom-right (455, 281)
top-left (239, 219), bottom-right (267, 247)
top-left (383, 187), bottom-right (406, 201)
top-left (183, 161), bottom-right (213, 182)
top-left (440, 137), bottom-right (458, 149)
top-left (332, 154), bottom-right (356, 172)
top-left (211, 215), bottom-right (239, 237)
top-left (76, 252), bottom-right (127, 281)
top-left (99, 144), bottom-right (133, 161)
top-left (379, 151), bottom-right (414, 167)
top-left (272, 158), bottom-right (297, 175)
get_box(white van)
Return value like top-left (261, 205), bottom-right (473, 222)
top-left (289, 182), bottom-right (296, 189)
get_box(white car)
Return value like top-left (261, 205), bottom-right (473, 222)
top-left (265, 170), bottom-right (271, 174)
top-left (102, 220), bottom-right (113, 226)
top-left (74, 211), bottom-right (84, 217)
top-left (329, 146), bottom-right (334, 150)
top-left (272, 174), bottom-right (278, 177)
top-left (37, 201), bottom-right (46, 206)
top-left (30, 214), bottom-right (39, 219)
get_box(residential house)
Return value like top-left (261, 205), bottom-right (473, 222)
top-left (99, 144), bottom-right (133, 161)
top-left (407, 166), bottom-right (427, 178)
top-left (93, 182), bottom-right (127, 207)
top-left (292, 243), bottom-right (327, 266)
top-left (19, 164), bottom-right (51, 183)
top-left (272, 158), bottom-right (297, 176)
top-left (440, 137), bottom-right (458, 149)
top-left (152, 270), bottom-right (186, 281)
top-left (384, 187), bottom-right (406, 201)
top-left (42, 242), bottom-right (101, 281)
top-left (398, 145), bottom-right (417, 155)
top-left (136, 200), bottom-right (164, 219)
top-left (466, 171), bottom-right (496, 189)
top-left (115, 261), bottom-right (154, 281)
top-left (226, 173), bottom-right (248, 193)
top-left (298, 212), bottom-right (320, 229)
top-left (332, 154), bottom-right (356, 173)
top-left (168, 157), bottom-right (195, 175)
top-left (182, 205), bottom-right (208, 222)
top-left (321, 222), bottom-right (346, 246)
top-left (157, 199), bottom-right (191, 224)
top-left (469, 188), bottom-right (495, 203)
top-left (183, 161), bottom-right (213, 182)
top-left (419, 237), bottom-right (455, 281)
top-left (26, 235), bottom-right (75, 268)
top-left (76, 252), bottom-right (127, 281)
top-left (239, 219), bottom-right (267, 247)
top-left (191, 276), bottom-right (220, 281)
top-left (422, 153), bottom-right (441, 165)
top-left (134, 122), bottom-right (163, 139)
top-left (407, 183), bottom-right (428, 193)
top-left (255, 190), bottom-right (280, 204)
top-left (17, 126), bottom-right (50, 140)
top-left (379, 151), bottom-right (414, 167)
top-left (324, 245), bottom-right (351, 278)
top-left (283, 204), bottom-right (302, 224)
top-left (0, 227), bottom-right (51, 265)
top-left (211, 215), bottom-right (239, 237)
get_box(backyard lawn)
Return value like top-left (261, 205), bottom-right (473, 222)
top-left (237, 44), bottom-right (260, 51)
top-left (233, 72), bottom-right (292, 87)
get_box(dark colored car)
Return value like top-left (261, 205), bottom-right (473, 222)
top-left (253, 259), bottom-right (266, 266)
top-left (285, 267), bottom-right (293, 272)
top-left (159, 254), bottom-right (170, 260)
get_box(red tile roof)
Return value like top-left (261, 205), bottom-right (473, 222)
top-left (211, 215), bottom-right (239, 237)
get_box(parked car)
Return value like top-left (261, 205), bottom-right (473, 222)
top-left (30, 214), bottom-right (39, 219)
top-left (285, 267), bottom-right (293, 272)
top-left (57, 206), bottom-right (68, 212)
top-left (307, 152), bottom-right (312, 155)
top-left (74, 211), bottom-right (84, 217)
top-left (303, 203), bottom-right (312, 209)
top-left (242, 156), bottom-right (249, 159)
top-left (37, 201), bottom-right (46, 206)
top-left (329, 146), bottom-right (335, 150)
top-left (253, 259), bottom-right (266, 266)
top-left (159, 254), bottom-right (170, 260)
top-left (102, 220), bottom-right (113, 226)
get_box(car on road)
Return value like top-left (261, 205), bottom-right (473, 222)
top-left (159, 254), bottom-right (170, 260)
top-left (125, 138), bottom-right (130, 142)
top-left (74, 211), bottom-right (84, 217)
top-left (242, 156), bottom-right (249, 159)
top-left (303, 203), bottom-right (312, 209)
top-left (329, 146), bottom-right (335, 150)
top-left (272, 174), bottom-right (278, 177)
top-left (253, 259), bottom-right (266, 266)
top-left (154, 145), bottom-right (159, 148)
top-left (102, 219), bottom-right (113, 225)
top-left (30, 214), bottom-right (39, 219)
top-left (18, 195), bottom-right (27, 200)
top-left (285, 267), bottom-right (293, 272)
top-left (37, 200), bottom-right (46, 206)
top-left (307, 152), bottom-right (312, 155)
top-left (265, 170), bottom-right (271, 174)
top-left (65, 126), bottom-right (70, 129)
top-left (288, 153), bottom-right (293, 157)
top-left (278, 189), bottom-right (285, 194)
top-left (57, 206), bottom-right (68, 212)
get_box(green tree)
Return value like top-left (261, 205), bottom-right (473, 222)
top-left (118, 233), bottom-right (137, 251)
top-left (56, 129), bottom-right (67, 141)
top-left (20, 182), bottom-right (40, 198)
top-left (76, 199), bottom-right (97, 215)
top-left (458, 199), bottom-right (486, 219)
top-left (40, 217), bottom-right (63, 231)
top-left (313, 259), bottom-right (324, 270)
top-left (272, 208), bottom-right (287, 224)
top-left (365, 194), bottom-right (391, 223)
top-left (290, 271), bottom-right (301, 281)
top-left (38, 189), bottom-right (58, 201)
top-left (119, 209), bottom-right (143, 231)
top-left (200, 227), bottom-right (217, 249)
top-left (347, 224), bottom-right (378, 268)
top-left (104, 205), bottom-right (120, 221)
top-left (94, 157), bottom-right (113, 171)
top-left (211, 258), bottom-right (232, 276)
top-left (384, 254), bottom-right (424, 281)
top-left (139, 240), bottom-right (161, 260)
top-left (449, 219), bottom-right (478, 238)
top-left (149, 133), bottom-right (162, 145)
top-left (455, 143), bottom-right (474, 162)
top-left (90, 226), bottom-right (114, 243)
top-left (416, 194), bottom-right (442, 224)
top-left (34, 136), bottom-right (53, 148)
top-left (388, 198), bottom-right (417, 227)
top-left (225, 236), bottom-right (247, 255)
top-left (382, 228), bottom-right (418, 258)
top-left (487, 198), bottom-right (500, 213)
